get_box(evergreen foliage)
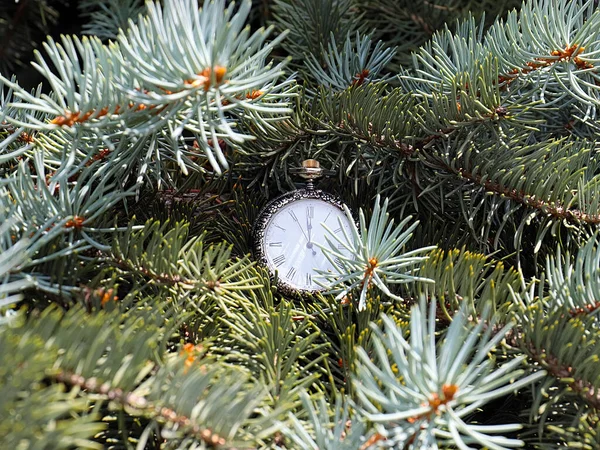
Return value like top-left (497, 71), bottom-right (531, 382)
top-left (1, 0), bottom-right (600, 448)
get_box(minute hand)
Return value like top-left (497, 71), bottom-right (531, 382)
top-left (289, 210), bottom-right (310, 241)
top-left (306, 210), bottom-right (316, 255)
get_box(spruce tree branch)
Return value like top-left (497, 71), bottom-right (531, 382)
top-left (412, 103), bottom-right (513, 150)
top-left (442, 164), bottom-right (600, 225)
top-left (378, 296), bottom-right (599, 416)
top-left (318, 84), bottom-right (418, 157)
top-left (334, 119), bottom-right (415, 157)
top-left (319, 83), bottom-right (511, 162)
top-left (264, 129), bottom-right (313, 156)
top-left (51, 370), bottom-right (242, 449)
top-left (522, 343), bottom-right (600, 411)
top-left (332, 111), bottom-right (508, 174)
top-left (108, 255), bottom-right (229, 295)
top-left (413, 127), bottom-right (455, 150)
top-left (353, 299), bottom-right (546, 448)
top-left (109, 256), bottom-right (188, 285)
top-left (497, 45), bottom-right (596, 87)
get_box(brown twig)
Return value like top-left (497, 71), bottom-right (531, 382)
top-left (498, 44), bottom-right (595, 87)
top-left (525, 344), bottom-right (600, 410)
top-left (52, 370), bottom-right (233, 448)
top-left (453, 166), bottom-right (600, 225)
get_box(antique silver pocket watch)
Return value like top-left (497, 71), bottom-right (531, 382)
top-left (252, 160), bottom-right (355, 295)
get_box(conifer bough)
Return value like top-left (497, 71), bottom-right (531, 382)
top-left (2, 0), bottom-right (295, 175)
top-left (1, 0), bottom-right (600, 449)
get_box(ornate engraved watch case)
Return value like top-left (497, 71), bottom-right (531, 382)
top-left (252, 160), bottom-right (354, 296)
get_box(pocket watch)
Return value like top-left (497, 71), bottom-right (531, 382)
top-left (252, 160), bottom-right (355, 296)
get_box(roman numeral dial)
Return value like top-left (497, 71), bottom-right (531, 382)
top-left (260, 196), bottom-right (354, 292)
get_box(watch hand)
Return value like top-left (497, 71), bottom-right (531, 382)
top-left (306, 212), bottom-right (317, 256)
top-left (289, 210), bottom-right (310, 242)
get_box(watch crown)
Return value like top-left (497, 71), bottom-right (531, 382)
top-left (293, 159), bottom-right (324, 184)
top-left (302, 159), bottom-right (320, 169)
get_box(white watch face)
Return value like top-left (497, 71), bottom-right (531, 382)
top-left (262, 198), bottom-right (354, 291)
